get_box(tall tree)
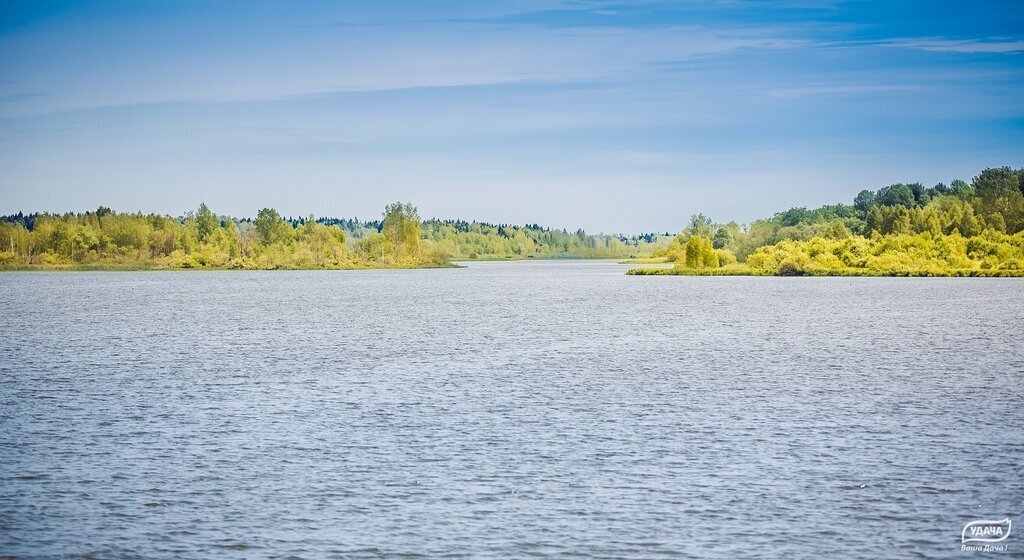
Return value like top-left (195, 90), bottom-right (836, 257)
top-left (254, 208), bottom-right (291, 245)
top-left (382, 202), bottom-right (421, 257)
top-left (876, 184), bottom-right (916, 208)
top-left (972, 167), bottom-right (1024, 232)
top-left (195, 203), bottom-right (218, 242)
top-left (853, 190), bottom-right (876, 214)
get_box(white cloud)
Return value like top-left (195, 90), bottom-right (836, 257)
top-left (0, 15), bottom-right (808, 117)
top-left (885, 37), bottom-right (1024, 53)
top-left (766, 84), bottom-right (920, 98)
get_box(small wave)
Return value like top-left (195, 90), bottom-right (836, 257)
top-left (838, 483), bottom-right (869, 490)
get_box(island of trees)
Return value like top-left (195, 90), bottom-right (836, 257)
top-left (629, 166), bottom-right (1024, 276)
top-left (2, 165), bottom-right (1022, 276)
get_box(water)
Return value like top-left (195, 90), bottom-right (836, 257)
top-left (1, 260), bottom-right (1022, 558)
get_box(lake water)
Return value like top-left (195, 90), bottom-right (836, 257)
top-left (1, 260), bottom-right (1022, 558)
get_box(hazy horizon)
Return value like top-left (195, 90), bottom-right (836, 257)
top-left (1, 0), bottom-right (1022, 233)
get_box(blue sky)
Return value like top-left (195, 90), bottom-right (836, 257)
top-left (1, 1), bottom-right (1022, 233)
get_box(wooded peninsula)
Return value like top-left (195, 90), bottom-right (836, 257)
top-left (2, 166), bottom-right (1023, 276)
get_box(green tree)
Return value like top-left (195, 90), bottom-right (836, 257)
top-left (909, 182), bottom-right (930, 206)
top-left (685, 214), bottom-right (715, 239)
top-left (222, 218), bottom-right (242, 258)
top-left (776, 207), bottom-right (813, 227)
top-left (972, 167), bottom-right (1024, 232)
top-left (876, 184), bottom-right (916, 208)
top-left (949, 179), bottom-right (973, 199)
top-left (195, 203), bottom-right (218, 242)
top-left (301, 214), bottom-right (318, 239)
top-left (853, 190), bottom-right (875, 214)
top-left (712, 227), bottom-right (732, 249)
top-left (892, 208), bottom-right (912, 235)
top-left (382, 202), bottom-right (421, 258)
top-left (254, 208), bottom-right (292, 245)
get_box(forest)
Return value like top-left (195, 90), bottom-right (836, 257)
top-left (0, 201), bottom-right (669, 270)
top-left (0, 203), bottom-right (439, 270)
top-left (2, 166), bottom-right (1023, 275)
top-left (629, 166), bottom-right (1024, 276)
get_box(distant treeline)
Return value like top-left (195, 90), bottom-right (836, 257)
top-left (419, 220), bottom-right (670, 259)
top-left (0, 202), bottom-right (669, 270)
top-left (3, 166), bottom-right (1022, 274)
top-left (314, 216), bottom-right (671, 258)
top-left (635, 165), bottom-right (1024, 276)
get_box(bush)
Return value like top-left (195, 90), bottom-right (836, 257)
top-left (777, 254), bottom-right (808, 276)
top-left (715, 248), bottom-right (737, 266)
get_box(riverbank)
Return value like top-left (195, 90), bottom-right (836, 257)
top-left (617, 257), bottom-right (669, 264)
top-left (0, 261), bottom-right (459, 272)
top-left (458, 254), bottom-right (649, 262)
top-left (627, 265), bottom-right (1024, 277)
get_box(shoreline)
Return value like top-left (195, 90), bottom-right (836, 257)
top-left (627, 265), bottom-right (1024, 277)
top-left (0, 255), bottom-right (654, 271)
top-left (0, 262), bottom-right (462, 272)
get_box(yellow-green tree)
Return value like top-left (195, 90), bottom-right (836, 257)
top-left (683, 236), bottom-right (719, 268)
top-left (254, 208), bottom-right (292, 245)
top-left (195, 203), bottom-right (218, 242)
top-left (382, 202), bottom-right (421, 259)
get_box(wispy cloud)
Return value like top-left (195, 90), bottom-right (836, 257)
top-left (766, 84), bottom-right (921, 98)
top-left (884, 37), bottom-right (1024, 53)
top-left (0, 20), bottom-right (812, 117)
top-left (1, 1), bottom-right (1021, 231)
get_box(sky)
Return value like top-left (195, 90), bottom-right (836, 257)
top-left (1, 1), bottom-right (1022, 233)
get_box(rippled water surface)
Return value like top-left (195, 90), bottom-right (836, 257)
top-left (2, 261), bottom-right (1022, 558)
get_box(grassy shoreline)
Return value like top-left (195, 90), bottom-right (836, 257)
top-left (456, 254), bottom-right (645, 262)
top-left (0, 262), bottom-right (461, 272)
top-left (617, 257), bottom-right (670, 264)
top-left (1, 255), bottom-right (648, 271)
top-left (0, 255), bottom-right (646, 271)
top-left (627, 265), bottom-right (1024, 277)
